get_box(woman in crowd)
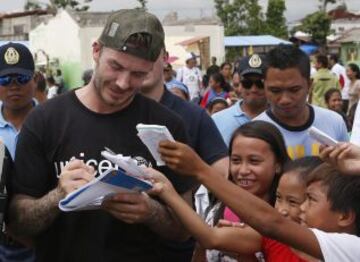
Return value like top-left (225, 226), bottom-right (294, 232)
top-left (346, 63), bottom-right (360, 112)
top-left (324, 88), bottom-right (351, 131)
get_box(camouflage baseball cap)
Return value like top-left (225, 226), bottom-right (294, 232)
top-left (99, 9), bottom-right (165, 62)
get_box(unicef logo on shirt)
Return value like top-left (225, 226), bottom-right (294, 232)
top-left (133, 156), bottom-right (152, 168)
top-left (54, 153), bottom-right (152, 177)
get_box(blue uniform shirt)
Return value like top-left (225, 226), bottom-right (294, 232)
top-left (212, 100), bottom-right (251, 147)
top-left (0, 101), bottom-right (20, 160)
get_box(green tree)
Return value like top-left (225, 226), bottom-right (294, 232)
top-left (299, 11), bottom-right (331, 46)
top-left (49, 0), bottom-right (92, 12)
top-left (24, 0), bottom-right (42, 10)
top-left (318, 0), bottom-right (338, 11)
top-left (214, 0), bottom-right (265, 36)
top-left (265, 0), bottom-right (288, 39)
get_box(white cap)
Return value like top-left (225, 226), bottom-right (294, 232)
top-left (185, 52), bottom-right (197, 62)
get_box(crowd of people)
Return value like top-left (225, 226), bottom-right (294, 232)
top-left (0, 7), bottom-right (358, 262)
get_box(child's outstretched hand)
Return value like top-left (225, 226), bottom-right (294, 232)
top-left (145, 168), bottom-right (176, 199)
top-left (217, 219), bottom-right (246, 228)
top-left (158, 140), bottom-right (208, 176)
top-left (319, 142), bottom-right (360, 175)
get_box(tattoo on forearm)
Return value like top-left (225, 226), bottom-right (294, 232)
top-left (146, 195), bottom-right (190, 241)
top-left (9, 188), bottom-right (63, 237)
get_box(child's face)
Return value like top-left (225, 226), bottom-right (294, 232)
top-left (230, 135), bottom-right (278, 199)
top-left (221, 64), bottom-right (232, 78)
top-left (300, 181), bottom-right (340, 232)
top-left (327, 92), bottom-right (342, 112)
top-left (209, 77), bottom-right (219, 89)
top-left (209, 102), bottom-right (228, 115)
top-left (275, 172), bottom-right (306, 224)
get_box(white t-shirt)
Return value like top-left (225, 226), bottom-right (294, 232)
top-left (331, 63), bottom-right (350, 100)
top-left (255, 105), bottom-right (349, 159)
top-left (350, 102), bottom-right (360, 145)
top-left (176, 66), bottom-right (202, 99)
top-left (311, 228), bottom-right (360, 262)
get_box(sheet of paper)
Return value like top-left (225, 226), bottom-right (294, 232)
top-left (136, 124), bottom-right (174, 166)
top-left (101, 150), bottom-right (149, 179)
top-left (309, 126), bottom-right (338, 146)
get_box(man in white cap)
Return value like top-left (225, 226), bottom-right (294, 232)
top-left (176, 52), bottom-right (203, 100)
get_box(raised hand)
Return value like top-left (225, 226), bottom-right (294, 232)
top-left (145, 167), bottom-right (176, 199)
top-left (319, 142), bottom-right (360, 175)
top-left (158, 140), bottom-right (208, 176)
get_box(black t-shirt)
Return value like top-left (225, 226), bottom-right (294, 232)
top-left (161, 88), bottom-right (228, 165)
top-left (13, 91), bottom-right (193, 262)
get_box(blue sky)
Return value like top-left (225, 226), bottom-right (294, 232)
top-left (1, 0), bottom-right (360, 22)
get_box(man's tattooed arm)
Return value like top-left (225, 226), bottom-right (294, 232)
top-left (8, 188), bottom-right (63, 237)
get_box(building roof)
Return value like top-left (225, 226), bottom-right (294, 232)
top-left (67, 10), bottom-right (112, 27)
top-left (163, 13), bottom-right (222, 26)
top-left (224, 35), bottom-right (291, 47)
top-left (0, 9), bottom-right (51, 20)
top-left (328, 7), bottom-right (360, 20)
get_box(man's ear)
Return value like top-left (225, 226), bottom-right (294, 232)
top-left (338, 209), bottom-right (356, 231)
top-left (92, 41), bottom-right (101, 63)
top-left (162, 50), bottom-right (169, 65)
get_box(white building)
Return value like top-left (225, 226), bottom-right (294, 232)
top-left (30, 9), bottom-right (110, 88)
top-left (331, 18), bottom-right (360, 34)
top-left (163, 13), bottom-right (225, 69)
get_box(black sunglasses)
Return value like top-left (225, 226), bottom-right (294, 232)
top-left (0, 74), bottom-right (32, 86)
top-left (241, 78), bottom-right (264, 89)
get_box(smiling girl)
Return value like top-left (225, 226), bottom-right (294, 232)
top-left (149, 121), bottom-right (290, 261)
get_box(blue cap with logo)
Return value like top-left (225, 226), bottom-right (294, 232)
top-left (0, 42), bottom-right (35, 77)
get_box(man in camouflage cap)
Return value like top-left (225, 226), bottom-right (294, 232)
top-left (9, 9), bottom-right (193, 262)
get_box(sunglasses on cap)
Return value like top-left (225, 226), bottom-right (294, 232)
top-left (0, 74), bottom-right (32, 86)
top-left (240, 78), bottom-right (264, 89)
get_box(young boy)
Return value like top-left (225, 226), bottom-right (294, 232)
top-left (157, 141), bottom-right (360, 261)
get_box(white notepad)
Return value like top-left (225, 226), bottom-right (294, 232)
top-left (136, 124), bottom-right (175, 166)
top-left (59, 151), bottom-right (152, 212)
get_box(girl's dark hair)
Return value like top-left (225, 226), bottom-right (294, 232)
top-left (348, 63), bottom-right (360, 79)
top-left (282, 156), bottom-right (323, 182)
top-left (220, 62), bottom-right (232, 70)
top-left (210, 121), bottom-right (290, 224)
top-left (210, 72), bottom-right (226, 89)
top-left (324, 88), bottom-right (341, 104)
